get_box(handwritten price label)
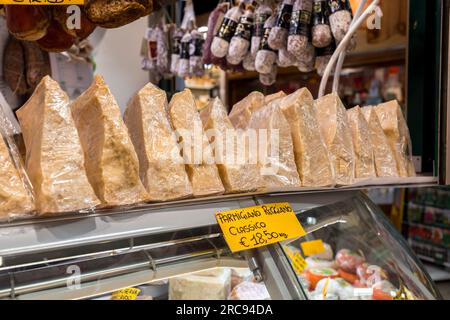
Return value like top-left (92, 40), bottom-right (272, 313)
top-left (215, 202), bottom-right (306, 253)
top-left (301, 239), bottom-right (326, 256)
top-left (0, 0), bottom-right (84, 5)
top-left (111, 287), bottom-right (141, 300)
top-left (283, 246), bottom-right (307, 274)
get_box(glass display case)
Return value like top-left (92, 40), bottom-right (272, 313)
top-left (0, 191), bottom-right (441, 300)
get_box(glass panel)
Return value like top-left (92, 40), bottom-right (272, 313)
top-left (91, 265), bottom-right (273, 301)
top-left (275, 192), bottom-right (441, 300)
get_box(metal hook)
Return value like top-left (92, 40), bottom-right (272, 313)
top-left (143, 250), bottom-right (157, 273)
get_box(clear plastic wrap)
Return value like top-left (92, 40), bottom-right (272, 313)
top-left (346, 106), bottom-right (376, 179)
top-left (199, 97), bottom-right (261, 193)
top-left (360, 106), bottom-right (399, 177)
top-left (168, 89), bottom-right (225, 197)
top-left (265, 91), bottom-right (287, 104)
top-left (374, 100), bottom-right (416, 177)
top-left (314, 93), bottom-right (355, 185)
top-left (0, 103), bottom-right (35, 220)
top-left (277, 88), bottom-right (335, 187)
top-left (248, 104), bottom-right (301, 189)
top-left (228, 281), bottom-right (271, 300)
top-left (229, 91), bottom-right (265, 130)
top-left (16, 76), bottom-right (100, 214)
top-left (70, 75), bottom-right (149, 207)
top-left (124, 83), bottom-right (193, 201)
top-left (169, 268), bottom-right (232, 300)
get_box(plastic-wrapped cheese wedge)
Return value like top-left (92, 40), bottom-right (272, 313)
top-left (277, 88), bottom-right (335, 187)
top-left (169, 268), bottom-right (232, 300)
top-left (265, 91), bottom-right (286, 104)
top-left (168, 89), bottom-right (225, 197)
top-left (0, 135), bottom-right (35, 219)
top-left (374, 100), bottom-right (416, 177)
top-left (361, 106), bottom-right (399, 177)
top-left (124, 83), bottom-right (193, 201)
top-left (249, 104), bottom-right (301, 189)
top-left (16, 76), bottom-right (100, 214)
top-left (229, 92), bottom-right (265, 130)
top-left (314, 93), bottom-right (355, 185)
top-left (70, 75), bottom-right (149, 207)
top-left (200, 98), bottom-right (262, 193)
top-left (346, 106), bottom-right (376, 179)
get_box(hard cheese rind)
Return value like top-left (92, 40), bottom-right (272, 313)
top-left (346, 106), bottom-right (376, 179)
top-left (314, 93), bottom-right (355, 185)
top-left (375, 100), bottom-right (416, 177)
top-left (0, 135), bottom-right (35, 219)
top-left (168, 89), bottom-right (224, 197)
top-left (229, 91), bottom-right (265, 130)
top-left (70, 75), bottom-right (149, 206)
top-left (249, 104), bottom-right (301, 189)
top-left (277, 89), bottom-right (335, 187)
top-left (200, 97), bottom-right (261, 193)
top-left (16, 76), bottom-right (100, 214)
top-left (124, 83), bottom-right (192, 201)
top-left (361, 106), bottom-right (399, 177)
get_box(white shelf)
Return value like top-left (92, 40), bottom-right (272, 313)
top-left (424, 263), bottom-right (450, 281)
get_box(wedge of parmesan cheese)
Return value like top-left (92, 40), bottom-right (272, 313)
top-left (361, 106), bottom-right (399, 177)
top-left (70, 75), bottom-right (149, 206)
top-left (265, 91), bottom-right (286, 104)
top-left (276, 88), bottom-right (335, 187)
top-left (16, 76), bottom-right (100, 214)
top-left (374, 100), bottom-right (416, 177)
top-left (0, 135), bottom-right (34, 218)
top-left (168, 89), bottom-right (224, 197)
top-left (346, 106), bottom-right (376, 179)
top-left (169, 268), bottom-right (232, 300)
top-left (229, 92), bottom-right (265, 130)
top-left (124, 83), bottom-right (192, 201)
top-left (200, 97), bottom-right (261, 193)
top-left (314, 93), bottom-right (355, 185)
top-left (249, 105), bottom-right (301, 189)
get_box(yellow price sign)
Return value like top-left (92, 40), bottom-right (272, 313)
top-left (301, 239), bottom-right (326, 256)
top-left (284, 246), bottom-right (307, 274)
top-left (111, 287), bottom-right (141, 300)
top-left (0, 0), bottom-right (84, 5)
top-left (215, 202), bottom-right (306, 253)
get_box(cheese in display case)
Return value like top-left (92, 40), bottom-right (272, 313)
top-left (254, 192), bottom-right (442, 300)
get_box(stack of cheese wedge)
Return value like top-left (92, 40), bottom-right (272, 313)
top-left (0, 75), bottom-right (417, 218)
